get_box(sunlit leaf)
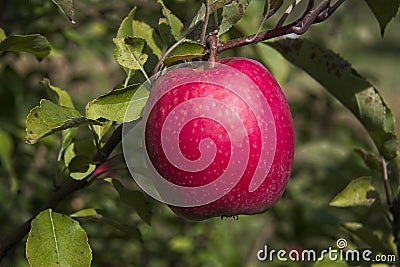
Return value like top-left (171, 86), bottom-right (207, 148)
top-left (42, 78), bottom-right (77, 160)
top-left (26, 100), bottom-right (102, 144)
top-left (0, 34), bottom-right (51, 61)
top-left (117, 7), bottom-right (136, 38)
top-left (189, 0), bottom-right (233, 29)
top-left (329, 177), bottom-right (376, 207)
top-left (68, 155), bottom-right (96, 180)
top-left (64, 140), bottom-right (96, 180)
top-left (133, 20), bottom-right (162, 58)
top-left (70, 208), bottom-right (103, 219)
top-left (42, 78), bottom-right (74, 108)
top-left (86, 84), bottom-right (149, 123)
top-left (268, 38), bottom-right (399, 160)
top-left (364, 0), bottom-right (400, 37)
top-left (113, 179), bottom-right (152, 225)
top-left (219, 0), bottom-right (251, 35)
top-left (113, 37), bottom-right (148, 70)
top-left (164, 40), bottom-right (205, 65)
top-left (50, 0), bottom-right (75, 23)
top-left (26, 209), bottom-right (92, 267)
top-left (157, 0), bottom-right (184, 40)
top-left (0, 27), bottom-right (6, 42)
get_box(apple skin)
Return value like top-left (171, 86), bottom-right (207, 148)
top-left (144, 57), bottom-right (294, 220)
top-left (93, 162), bottom-right (115, 178)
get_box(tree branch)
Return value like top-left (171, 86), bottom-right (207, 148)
top-left (0, 0), bottom-right (347, 261)
top-left (203, 0), bottom-right (345, 55)
top-left (0, 123), bottom-right (123, 261)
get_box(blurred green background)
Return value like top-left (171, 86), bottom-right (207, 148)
top-left (0, 0), bottom-right (399, 266)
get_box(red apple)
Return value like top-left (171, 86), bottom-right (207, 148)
top-left (92, 162), bottom-right (115, 178)
top-left (143, 57), bottom-right (294, 220)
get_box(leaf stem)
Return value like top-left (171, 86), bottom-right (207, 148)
top-left (381, 156), bottom-right (393, 206)
top-left (124, 69), bottom-right (132, 88)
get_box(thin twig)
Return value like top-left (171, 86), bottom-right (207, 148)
top-left (275, 0), bottom-right (303, 29)
top-left (246, 2), bottom-right (271, 43)
top-left (213, 10), bottom-right (219, 34)
top-left (200, 0), bottom-right (210, 44)
top-left (381, 156), bottom-right (392, 206)
top-left (0, 123), bottom-right (124, 261)
top-left (153, 37), bottom-right (188, 76)
top-left (208, 0), bottom-right (343, 54)
top-left (315, 0), bottom-right (346, 23)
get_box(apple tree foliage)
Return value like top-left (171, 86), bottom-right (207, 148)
top-left (0, 0), bottom-right (400, 266)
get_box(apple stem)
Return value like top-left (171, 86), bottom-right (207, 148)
top-left (207, 33), bottom-right (218, 63)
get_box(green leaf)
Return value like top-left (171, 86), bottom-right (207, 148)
top-left (329, 177), bottom-right (376, 207)
top-left (219, 0), bottom-right (251, 35)
top-left (86, 84), bottom-right (149, 123)
top-left (64, 140), bottom-right (96, 179)
top-left (68, 155), bottom-right (96, 180)
top-left (0, 34), bottom-right (51, 61)
top-left (64, 140), bottom-right (95, 166)
top-left (70, 208), bottom-right (102, 219)
top-left (268, 38), bottom-right (399, 160)
top-left (113, 179), bottom-right (152, 225)
top-left (50, 0), bottom-right (75, 23)
top-left (117, 7), bottom-right (136, 38)
top-left (26, 209), bottom-right (92, 267)
top-left (164, 40), bottom-right (205, 65)
top-left (354, 148), bottom-right (382, 171)
top-left (133, 20), bottom-right (162, 59)
top-left (42, 78), bottom-right (74, 108)
top-left (92, 120), bottom-right (113, 141)
top-left (0, 28), bottom-right (6, 42)
top-left (189, 0), bottom-right (233, 30)
top-left (157, 0), bottom-right (184, 40)
top-left (26, 100), bottom-right (102, 145)
top-left (42, 78), bottom-right (77, 160)
top-left (113, 37), bottom-right (148, 70)
top-left (364, 0), bottom-right (400, 37)
top-left (263, 0), bottom-right (283, 17)
top-left (210, 0), bottom-right (235, 10)
top-left (343, 222), bottom-right (394, 254)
